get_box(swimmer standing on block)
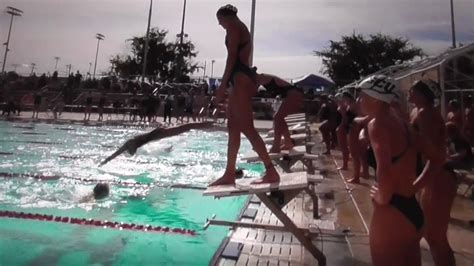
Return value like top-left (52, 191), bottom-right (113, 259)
top-left (99, 122), bottom-right (214, 166)
top-left (209, 4), bottom-right (280, 186)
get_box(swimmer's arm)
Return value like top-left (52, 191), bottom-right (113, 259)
top-left (220, 28), bottom-right (239, 88)
top-left (412, 135), bottom-right (444, 190)
top-left (354, 116), bottom-right (370, 127)
top-left (370, 123), bottom-right (396, 205)
top-left (417, 110), bottom-right (446, 160)
top-left (99, 122), bottom-right (213, 166)
top-left (134, 122), bottom-right (214, 148)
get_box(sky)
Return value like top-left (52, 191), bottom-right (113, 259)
top-left (0, 0), bottom-right (473, 80)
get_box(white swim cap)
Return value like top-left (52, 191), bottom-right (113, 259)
top-left (358, 75), bottom-right (398, 104)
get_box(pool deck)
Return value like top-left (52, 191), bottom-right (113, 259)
top-left (2, 112), bottom-right (474, 265)
top-left (211, 126), bottom-right (474, 265)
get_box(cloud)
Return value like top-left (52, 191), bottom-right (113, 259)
top-left (0, 0), bottom-right (472, 78)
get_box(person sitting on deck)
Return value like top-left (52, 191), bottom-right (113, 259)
top-left (445, 121), bottom-right (473, 171)
top-left (447, 99), bottom-right (463, 130)
top-left (463, 95), bottom-right (474, 146)
top-left (99, 121), bottom-right (215, 166)
top-left (255, 73), bottom-right (304, 153)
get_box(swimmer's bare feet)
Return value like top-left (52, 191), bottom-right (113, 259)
top-left (269, 146), bottom-right (281, 154)
top-left (208, 171), bottom-right (235, 186)
top-left (347, 177), bottom-right (360, 184)
top-left (251, 166), bottom-right (280, 185)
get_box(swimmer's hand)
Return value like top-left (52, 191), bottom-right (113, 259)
top-left (78, 194), bottom-right (94, 203)
top-left (215, 85), bottom-right (227, 104)
top-left (99, 138), bottom-right (138, 166)
top-left (370, 185), bottom-right (383, 205)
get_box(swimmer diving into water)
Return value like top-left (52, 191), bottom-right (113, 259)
top-left (99, 122), bottom-right (214, 166)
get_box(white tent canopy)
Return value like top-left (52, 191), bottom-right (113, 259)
top-left (341, 42), bottom-right (474, 115)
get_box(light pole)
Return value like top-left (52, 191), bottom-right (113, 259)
top-left (93, 33), bottom-right (105, 79)
top-left (2, 6), bottom-right (23, 74)
top-left (450, 0), bottom-right (456, 48)
top-left (203, 60), bottom-right (207, 80)
top-left (142, 0), bottom-right (153, 82)
top-left (88, 62), bottom-right (92, 77)
top-left (66, 64), bottom-right (72, 76)
top-left (11, 63), bottom-right (19, 72)
top-left (54, 56), bottom-right (60, 70)
top-left (30, 63), bottom-right (36, 76)
top-left (249, 0), bottom-right (256, 66)
top-left (211, 60), bottom-right (215, 79)
top-left (175, 0), bottom-right (188, 81)
top-left (179, 0), bottom-right (187, 46)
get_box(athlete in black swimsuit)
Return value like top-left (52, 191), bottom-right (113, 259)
top-left (261, 78), bottom-right (303, 98)
top-left (225, 38), bottom-right (257, 87)
top-left (409, 80), bottom-right (457, 266)
top-left (358, 75), bottom-right (444, 265)
top-left (257, 73), bottom-right (305, 153)
top-left (210, 4), bottom-right (280, 186)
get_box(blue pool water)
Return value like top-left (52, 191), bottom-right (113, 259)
top-left (0, 121), bottom-right (264, 265)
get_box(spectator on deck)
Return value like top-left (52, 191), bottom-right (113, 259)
top-left (97, 93), bottom-right (107, 121)
top-left (163, 92), bottom-right (173, 124)
top-left (463, 95), bottom-right (473, 146)
top-left (175, 91), bottom-right (186, 123)
top-left (185, 90), bottom-right (195, 123)
top-left (84, 91), bottom-right (93, 121)
top-left (447, 99), bottom-right (463, 129)
top-left (445, 122), bottom-right (473, 171)
top-left (32, 92), bottom-right (42, 119)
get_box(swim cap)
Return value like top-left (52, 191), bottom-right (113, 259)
top-left (93, 183), bottom-right (110, 200)
top-left (449, 99), bottom-right (460, 109)
top-left (391, 86), bottom-right (405, 103)
top-left (358, 75), bottom-right (398, 104)
top-left (217, 4), bottom-right (238, 17)
top-left (411, 79), bottom-right (441, 104)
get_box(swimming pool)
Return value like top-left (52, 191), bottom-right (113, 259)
top-left (0, 121), bottom-right (264, 265)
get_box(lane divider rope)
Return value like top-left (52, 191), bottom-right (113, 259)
top-left (0, 210), bottom-right (197, 236)
top-left (0, 172), bottom-right (206, 190)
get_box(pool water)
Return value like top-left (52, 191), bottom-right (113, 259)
top-left (0, 121), bottom-right (264, 265)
